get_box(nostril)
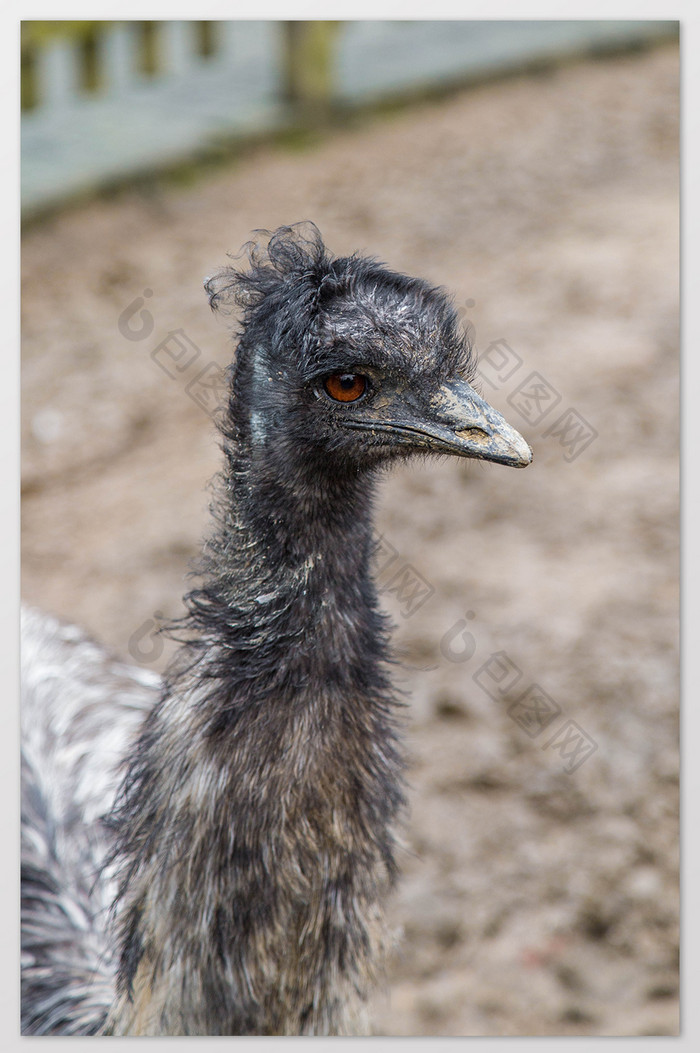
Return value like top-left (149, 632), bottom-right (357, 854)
top-left (455, 425), bottom-right (491, 441)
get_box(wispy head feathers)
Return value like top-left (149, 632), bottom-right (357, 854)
top-left (204, 221), bottom-right (331, 316)
top-left (204, 222), bottom-right (475, 384)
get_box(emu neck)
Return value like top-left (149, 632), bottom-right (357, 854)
top-left (109, 441), bottom-right (403, 1036)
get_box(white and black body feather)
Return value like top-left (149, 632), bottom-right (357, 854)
top-left (21, 607), bottom-right (159, 1034)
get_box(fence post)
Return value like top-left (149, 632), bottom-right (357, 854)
top-left (36, 37), bottom-right (81, 111)
top-left (161, 20), bottom-right (197, 75)
top-left (103, 22), bottom-right (136, 95)
top-left (281, 21), bottom-right (340, 123)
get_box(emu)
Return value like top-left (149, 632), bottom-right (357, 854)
top-left (21, 223), bottom-right (532, 1036)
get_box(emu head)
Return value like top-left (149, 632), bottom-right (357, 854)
top-left (205, 223), bottom-right (532, 482)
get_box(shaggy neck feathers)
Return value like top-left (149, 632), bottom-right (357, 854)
top-left (107, 421), bottom-right (404, 1036)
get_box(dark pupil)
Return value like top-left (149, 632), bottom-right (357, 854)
top-left (323, 372), bottom-right (366, 402)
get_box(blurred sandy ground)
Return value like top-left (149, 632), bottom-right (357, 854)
top-left (21, 42), bottom-right (678, 1036)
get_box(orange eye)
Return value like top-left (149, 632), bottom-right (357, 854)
top-left (323, 373), bottom-right (368, 403)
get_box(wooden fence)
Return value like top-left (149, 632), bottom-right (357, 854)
top-left (21, 20), bottom-right (678, 216)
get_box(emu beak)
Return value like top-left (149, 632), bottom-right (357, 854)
top-left (343, 379), bottom-right (532, 467)
top-left (423, 378), bottom-right (533, 468)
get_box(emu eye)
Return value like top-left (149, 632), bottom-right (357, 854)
top-left (323, 373), bottom-right (368, 403)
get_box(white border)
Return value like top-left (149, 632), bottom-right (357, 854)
top-left (6, 4), bottom-right (696, 1050)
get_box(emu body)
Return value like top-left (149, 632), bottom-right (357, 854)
top-left (21, 224), bottom-right (531, 1036)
